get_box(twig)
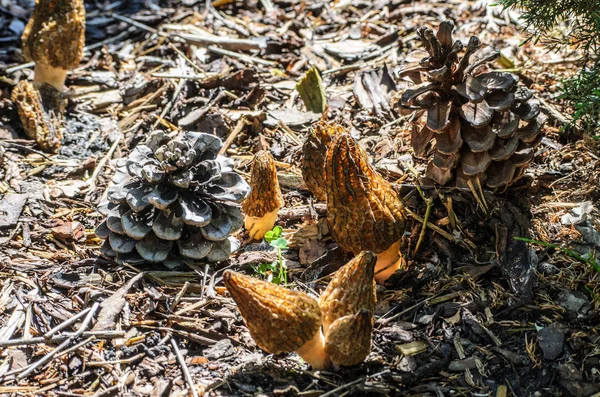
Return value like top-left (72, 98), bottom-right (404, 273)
top-left (168, 42), bottom-right (207, 76)
top-left (0, 141), bottom-right (54, 161)
top-left (86, 353), bottom-right (145, 367)
top-left (57, 336), bottom-right (96, 358)
top-left (208, 45), bottom-right (277, 66)
top-left (44, 307), bottom-right (92, 339)
top-left (112, 13), bottom-right (163, 36)
top-left (0, 330), bottom-right (125, 348)
top-left (413, 197), bottom-right (433, 256)
top-left (176, 33), bottom-right (263, 51)
top-left (258, 0), bottom-right (274, 12)
top-left (171, 338), bottom-right (199, 397)
top-left (406, 208), bottom-right (476, 249)
top-left (93, 385), bottom-right (120, 397)
top-left (319, 370), bottom-right (390, 397)
top-left (139, 325), bottom-right (218, 346)
top-left (152, 78), bottom-right (186, 128)
top-left (14, 303), bottom-right (99, 379)
top-left (171, 281), bottom-right (190, 312)
top-left (277, 120), bottom-right (303, 145)
top-left (85, 134), bottom-right (122, 198)
top-left (219, 116), bottom-right (248, 155)
top-left (377, 292), bottom-right (446, 326)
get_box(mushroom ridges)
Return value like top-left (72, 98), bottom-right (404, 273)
top-left (224, 250), bottom-right (377, 369)
top-left (223, 270), bottom-right (332, 370)
top-left (301, 121), bottom-right (345, 201)
top-left (326, 133), bottom-right (407, 284)
top-left (22, 0), bottom-right (86, 91)
top-left (242, 150), bottom-right (284, 240)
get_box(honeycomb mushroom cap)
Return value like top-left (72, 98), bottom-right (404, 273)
top-left (301, 121), bottom-right (345, 201)
top-left (325, 133), bottom-right (406, 255)
top-left (223, 270), bottom-right (322, 355)
top-left (242, 150), bottom-right (284, 217)
top-left (11, 80), bottom-right (63, 152)
top-left (22, 0), bottom-right (85, 71)
top-left (318, 251), bottom-right (376, 333)
top-left (324, 310), bottom-right (373, 367)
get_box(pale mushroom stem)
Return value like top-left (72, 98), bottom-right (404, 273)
top-left (245, 207), bottom-right (280, 240)
top-left (294, 329), bottom-right (332, 370)
top-left (322, 321), bottom-right (333, 336)
top-left (34, 64), bottom-right (68, 92)
top-left (374, 241), bottom-right (403, 284)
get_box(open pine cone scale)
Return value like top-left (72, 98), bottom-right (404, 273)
top-left (96, 131), bottom-right (249, 267)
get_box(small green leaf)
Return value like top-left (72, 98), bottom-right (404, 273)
top-left (272, 226), bottom-right (283, 238)
top-left (270, 237), bottom-right (288, 249)
top-left (264, 230), bottom-right (275, 242)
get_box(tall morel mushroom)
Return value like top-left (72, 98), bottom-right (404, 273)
top-left (223, 251), bottom-right (377, 369)
top-left (301, 121), bottom-right (344, 201)
top-left (398, 21), bottom-right (545, 190)
top-left (95, 131), bottom-right (250, 267)
top-left (242, 151), bottom-right (284, 240)
top-left (326, 134), bottom-right (407, 284)
top-left (22, 0), bottom-right (86, 91)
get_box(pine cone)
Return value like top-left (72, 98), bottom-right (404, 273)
top-left (96, 131), bottom-right (250, 267)
top-left (398, 21), bottom-right (545, 189)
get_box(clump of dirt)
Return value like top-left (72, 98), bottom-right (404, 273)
top-left (59, 112), bottom-right (108, 159)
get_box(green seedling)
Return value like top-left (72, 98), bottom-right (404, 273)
top-left (253, 225), bottom-right (288, 285)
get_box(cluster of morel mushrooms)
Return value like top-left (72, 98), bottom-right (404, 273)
top-left (233, 121), bottom-right (408, 370)
top-left (12, 1), bottom-right (544, 371)
top-left (12, 0), bottom-right (85, 152)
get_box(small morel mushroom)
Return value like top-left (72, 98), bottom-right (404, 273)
top-left (398, 21), bottom-right (545, 190)
top-left (242, 151), bottom-right (284, 240)
top-left (22, 0), bottom-right (86, 91)
top-left (223, 270), bottom-right (332, 370)
top-left (318, 251), bottom-right (376, 334)
top-left (96, 131), bottom-right (250, 267)
top-left (301, 121), bottom-right (345, 201)
top-left (324, 309), bottom-right (373, 367)
top-left (326, 134), bottom-right (407, 284)
top-left (11, 80), bottom-right (64, 152)
top-left (224, 251), bottom-right (377, 369)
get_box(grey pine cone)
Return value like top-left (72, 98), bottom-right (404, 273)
top-left (96, 131), bottom-right (250, 268)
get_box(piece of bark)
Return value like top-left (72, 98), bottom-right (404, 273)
top-left (92, 273), bottom-right (144, 331)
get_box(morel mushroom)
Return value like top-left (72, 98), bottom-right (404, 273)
top-left (324, 309), bottom-right (373, 367)
top-left (96, 131), bottom-right (250, 267)
top-left (398, 21), bottom-right (545, 189)
top-left (242, 151), bottom-right (284, 240)
top-left (326, 134), bottom-right (407, 284)
top-left (11, 80), bottom-right (63, 152)
top-left (301, 121), bottom-right (345, 201)
top-left (22, 0), bottom-right (86, 91)
top-left (223, 270), bottom-right (332, 370)
top-left (318, 251), bottom-right (376, 334)
top-left (224, 251), bottom-right (377, 369)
